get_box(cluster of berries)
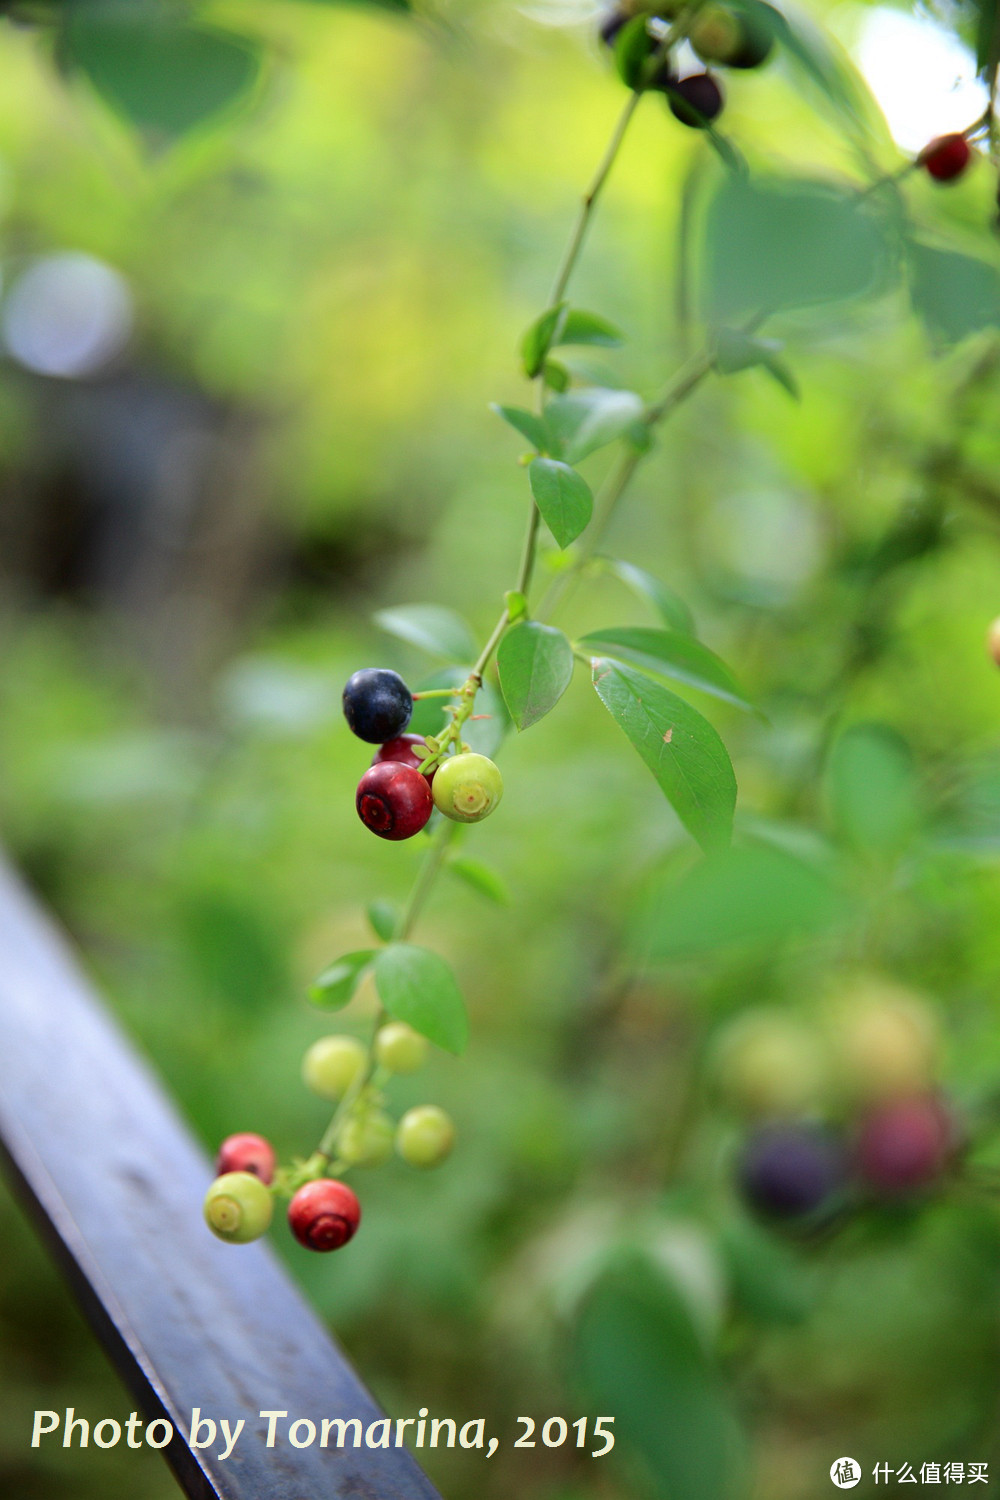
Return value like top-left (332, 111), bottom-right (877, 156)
top-left (203, 1022), bottom-right (454, 1253)
top-left (344, 667), bottom-right (503, 840)
top-left (711, 980), bottom-right (963, 1228)
top-left (598, 0), bottom-right (978, 183)
top-left (599, 0), bottom-right (778, 129)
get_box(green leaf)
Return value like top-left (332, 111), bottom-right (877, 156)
top-left (601, 558), bottom-right (695, 634)
top-left (542, 358), bottom-right (571, 393)
top-left (908, 241), bottom-right (1000, 346)
top-left (408, 667), bottom-right (508, 757)
top-left (546, 387), bottom-right (645, 464)
top-left (826, 723), bottom-right (920, 856)
top-left (374, 604), bottom-right (477, 663)
top-left (528, 458), bottom-right (594, 549)
top-left (975, 0), bottom-right (999, 73)
top-left (521, 303), bottom-right (567, 378)
top-left (374, 943), bottom-right (468, 1055)
top-left (581, 626), bottom-right (754, 714)
top-left (366, 900), bottom-right (398, 942)
top-left (61, 3), bottom-right (260, 140)
top-left (490, 403), bottom-right (549, 453)
top-left (310, 950), bottom-right (376, 1009)
top-left (703, 175), bottom-right (891, 322)
top-left (447, 856), bottom-right (511, 906)
top-left (717, 1216), bottom-right (812, 1325)
top-left (592, 659), bottom-right (736, 853)
top-left (714, 327), bottom-right (799, 397)
top-left (573, 1252), bottom-right (747, 1500)
top-left (557, 308), bottom-right (625, 348)
top-left (634, 844), bottom-right (841, 960)
top-left (497, 621), bottom-right (575, 731)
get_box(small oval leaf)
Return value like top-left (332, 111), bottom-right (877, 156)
top-left (592, 658), bottom-right (736, 852)
top-left (310, 950), bottom-right (376, 1009)
top-left (528, 458), bottom-right (593, 550)
top-left (579, 627), bottom-right (755, 714)
top-left (498, 621), bottom-right (575, 731)
top-left (374, 605), bottom-right (478, 663)
top-left (374, 943), bottom-right (468, 1055)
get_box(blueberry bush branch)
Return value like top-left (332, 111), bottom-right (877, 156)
top-left (201, 1), bottom-right (1000, 1282)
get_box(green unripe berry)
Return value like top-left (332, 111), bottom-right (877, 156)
top-left (337, 1112), bottom-right (395, 1167)
top-left (375, 1021), bottom-right (428, 1074)
top-left (203, 1171), bottom-right (273, 1244)
top-left (689, 6), bottom-right (743, 62)
top-left (432, 753), bottom-right (504, 824)
top-left (396, 1105), bottom-right (455, 1168)
top-left (302, 1035), bottom-right (368, 1101)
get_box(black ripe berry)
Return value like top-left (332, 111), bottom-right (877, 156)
top-left (667, 73), bottom-right (724, 128)
top-left (356, 760), bottom-right (433, 840)
top-left (738, 1123), bottom-right (846, 1221)
top-left (342, 668), bottom-right (413, 744)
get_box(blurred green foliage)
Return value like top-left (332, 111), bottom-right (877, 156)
top-left (3, 3), bottom-right (1000, 1500)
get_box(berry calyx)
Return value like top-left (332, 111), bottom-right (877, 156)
top-left (288, 1179), bottom-right (361, 1252)
top-left (431, 752), bottom-right (504, 823)
top-left (356, 761), bottom-right (433, 841)
top-left (203, 1171), bottom-right (273, 1244)
top-left (855, 1095), bottom-right (958, 1197)
top-left (342, 668), bottom-right (413, 744)
top-left (397, 1105), bottom-right (455, 1168)
top-left (667, 73), bottom-right (724, 128)
top-left (922, 133), bottom-right (971, 183)
top-left (690, 3), bottom-right (774, 69)
top-left (337, 1112), bottom-right (395, 1168)
top-left (372, 734), bottom-right (432, 778)
top-left (375, 1021), bottom-right (428, 1074)
top-left (302, 1035), bottom-right (368, 1101)
top-left (738, 1123), bottom-right (847, 1221)
top-left (215, 1132), bottom-right (276, 1185)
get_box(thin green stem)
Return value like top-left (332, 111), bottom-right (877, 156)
top-left (394, 817), bottom-right (458, 941)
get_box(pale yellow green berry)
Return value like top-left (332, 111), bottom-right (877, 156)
top-left (203, 1171), bottom-right (273, 1244)
top-left (431, 753), bottom-right (503, 824)
top-left (710, 1010), bottom-right (827, 1119)
top-left (375, 1021), bottom-right (428, 1074)
top-left (337, 1112), bottom-right (395, 1167)
top-left (396, 1105), bottom-right (455, 1168)
top-left (302, 1035), bottom-right (367, 1101)
top-left (826, 980), bottom-right (941, 1103)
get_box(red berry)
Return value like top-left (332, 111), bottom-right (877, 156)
top-left (922, 134), bottom-right (971, 183)
top-left (215, 1132), bottom-right (276, 1185)
top-left (372, 734), bottom-right (432, 780)
top-left (855, 1095), bottom-right (958, 1196)
top-left (356, 761), bottom-right (432, 841)
top-left (288, 1179), bottom-right (361, 1252)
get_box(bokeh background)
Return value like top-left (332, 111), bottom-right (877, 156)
top-left (3, 1), bottom-right (1000, 1498)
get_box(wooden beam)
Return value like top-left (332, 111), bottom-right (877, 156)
top-left (0, 859), bottom-right (442, 1500)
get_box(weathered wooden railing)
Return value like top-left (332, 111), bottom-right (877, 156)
top-left (0, 858), bottom-right (443, 1500)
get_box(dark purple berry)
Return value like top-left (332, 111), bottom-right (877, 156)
top-left (738, 1123), bottom-right (846, 1220)
top-left (667, 72), bottom-right (724, 128)
top-left (356, 761), bottom-right (432, 841)
top-left (342, 668), bottom-right (413, 744)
